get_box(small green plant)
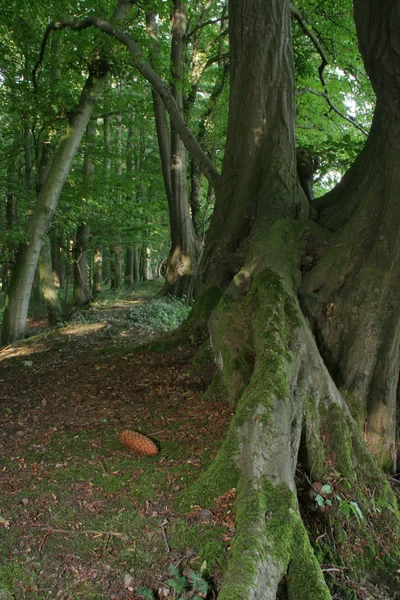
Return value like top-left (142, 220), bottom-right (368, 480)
top-left (168, 562), bottom-right (209, 599)
top-left (134, 562), bottom-right (210, 600)
top-left (314, 484), bottom-right (363, 523)
top-left (134, 586), bottom-right (155, 600)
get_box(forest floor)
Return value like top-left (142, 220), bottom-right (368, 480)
top-left (1, 283), bottom-right (399, 600)
top-left (0, 283), bottom-right (235, 600)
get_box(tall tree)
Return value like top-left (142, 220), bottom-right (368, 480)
top-left (1, 0), bottom-right (133, 344)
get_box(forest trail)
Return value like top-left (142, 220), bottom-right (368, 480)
top-left (0, 290), bottom-right (235, 599)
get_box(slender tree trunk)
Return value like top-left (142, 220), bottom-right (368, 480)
top-left (0, 0), bottom-right (133, 344)
top-left (124, 118), bottom-right (135, 290)
top-left (37, 141), bottom-right (62, 322)
top-left (73, 223), bottom-right (91, 306)
top-left (133, 243), bottom-right (140, 282)
top-left (3, 157), bottom-right (17, 294)
top-left (38, 239), bottom-right (62, 324)
top-left (147, 7), bottom-right (200, 299)
top-left (51, 237), bottom-right (64, 289)
top-left (73, 123), bottom-right (96, 306)
top-left (125, 247), bottom-right (134, 289)
top-left (1, 74), bottom-right (104, 344)
top-left (92, 244), bottom-right (103, 296)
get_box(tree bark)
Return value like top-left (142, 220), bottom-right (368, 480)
top-left (92, 244), bottom-right (103, 296)
top-left (73, 223), bottom-right (91, 306)
top-left (38, 238), bottom-right (62, 325)
top-left (73, 123), bottom-right (96, 306)
top-left (37, 141), bottom-right (62, 323)
top-left (301, 0), bottom-right (400, 470)
top-left (147, 8), bottom-right (200, 299)
top-left (179, 1), bottom-right (400, 598)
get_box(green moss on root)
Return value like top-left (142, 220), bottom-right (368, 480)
top-left (218, 478), bottom-right (330, 600)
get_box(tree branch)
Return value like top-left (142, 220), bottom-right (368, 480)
top-left (301, 88), bottom-right (369, 135)
top-left (290, 3), bottom-right (368, 137)
top-left (46, 16), bottom-right (220, 186)
top-left (187, 16), bottom-right (229, 39)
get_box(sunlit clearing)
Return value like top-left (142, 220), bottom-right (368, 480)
top-left (0, 344), bottom-right (49, 362)
top-left (59, 323), bottom-right (106, 337)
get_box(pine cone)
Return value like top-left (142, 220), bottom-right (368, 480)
top-left (119, 430), bottom-right (158, 456)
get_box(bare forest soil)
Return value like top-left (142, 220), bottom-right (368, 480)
top-left (0, 287), bottom-right (235, 600)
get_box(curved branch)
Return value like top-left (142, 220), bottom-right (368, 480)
top-left (302, 88), bottom-right (369, 135)
top-left (47, 16), bottom-right (220, 186)
top-left (291, 3), bottom-right (368, 137)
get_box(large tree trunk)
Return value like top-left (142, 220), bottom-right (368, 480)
top-left (301, 0), bottom-right (400, 470)
top-left (182, 1), bottom-right (400, 598)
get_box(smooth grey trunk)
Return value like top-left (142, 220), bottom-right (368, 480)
top-left (37, 141), bottom-right (62, 322)
top-left (1, 0), bottom-right (133, 344)
top-left (73, 123), bottom-right (96, 306)
top-left (1, 73), bottom-right (104, 344)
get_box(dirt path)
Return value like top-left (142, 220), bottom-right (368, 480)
top-left (0, 304), bottom-right (235, 599)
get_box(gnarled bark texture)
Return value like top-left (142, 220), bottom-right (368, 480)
top-left (302, 0), bottom-right (400, 470)
top-left (182, 1), bottom-right (400, 598)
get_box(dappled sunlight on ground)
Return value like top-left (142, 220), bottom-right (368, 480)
top-left (0, 343), bottom-right (50, 362)
top-left (59, 322), bottom-right (106, 337)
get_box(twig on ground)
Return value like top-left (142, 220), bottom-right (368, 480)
top-left (38, 527), bottom-right (53, 552)
top-left (161, 519), bottom-right (171, 552)
top-left (174, 550), bottom-right (196, 567)
top-left (29, 524), bottom-right (128, 540)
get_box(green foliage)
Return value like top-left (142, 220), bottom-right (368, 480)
top-left (127, 297), bottom-right (191, 332)
top-left (314, 484), bottom-right (364, 523)
top-left (167, 563), bottom-right (210, 600)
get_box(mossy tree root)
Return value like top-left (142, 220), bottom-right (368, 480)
top-left (184, 268), bottom-right (399, 599)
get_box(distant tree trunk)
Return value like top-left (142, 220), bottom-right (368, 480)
top-left (37, 141), bottom-right (62, 323)
top-left (1, 73), bottom-right (105, 344)
top-left (125, 247), bottom-right (134, 289)
top-left (110, 106), bottom-right (123, 291)
top-left (38, 239), bottom-right (62, 324)
top-left (147, 7), bottom-right (200, 299)
top-left (51, 237), bottom-right (64, 289)
top-left (2, 156), bottom-right (17, 293)
top-left (73, 123), bottom-right (96, 306)
top-left (124, 118), bottom-right (134, 290)
top-left (133, 243), bottom-right (140, 282)
top-left (73, 223), bottom-right (91, 306)
top-left (110, 245), bottom-right (123, 289)
top-left (92, 244), bottom-right (103, 296)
